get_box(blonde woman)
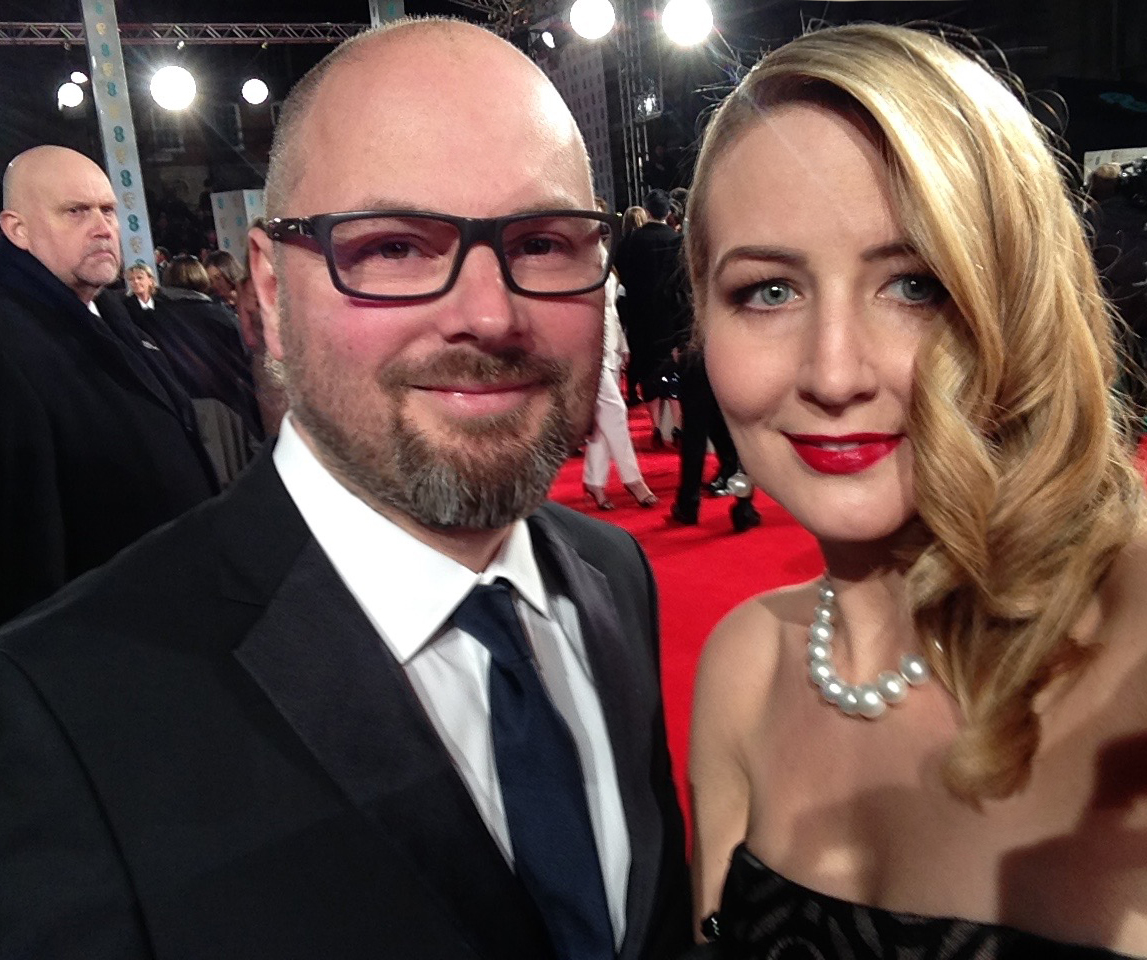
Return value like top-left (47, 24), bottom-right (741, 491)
top-left (688, 24), bottom-right (1147, 957)
top-left (123, 263), bottom-right (158, 314)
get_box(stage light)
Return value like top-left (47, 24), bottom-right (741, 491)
top-left (242, 78), bottom-right (270, 105)
top-left (541, 29), bottom-right (556, 49)
top-left (570, 0), bottom-right (615, 40)
top-left (70, 71), bottom-right (88, 84)
top-left (57, 82), bottom-right (84, 109)
top-left (662, 0), bottom-right (713, 46)
top-left (151, 65), bottom-right (196, 111)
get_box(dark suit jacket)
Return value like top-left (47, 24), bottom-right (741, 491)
top-left (0, 236), bottom-right (219, 624)
top-left (125, 289), bottom-right (261, 437)
top-left (613, 223), bottom-right (691, 384)
top-left (0, 453), bottom-right (690, 960)
top-left (126, 288), bottom-right (264, 485)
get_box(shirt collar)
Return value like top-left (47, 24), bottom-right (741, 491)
top-left (87, 299), bottom-right (101, 317)
top-left (272, 415), bottom-right (549, 664)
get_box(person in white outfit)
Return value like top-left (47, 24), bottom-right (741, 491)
top-left (582, 267), bottom-right (659, 510)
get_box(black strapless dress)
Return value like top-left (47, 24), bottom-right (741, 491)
top-left (710, 844), bottom-right (1134, 959)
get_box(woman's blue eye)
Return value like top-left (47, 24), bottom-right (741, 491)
top-left (890, 274), bottom-right (945, 304)
top-left (743, 281), bottom-right (795, 308)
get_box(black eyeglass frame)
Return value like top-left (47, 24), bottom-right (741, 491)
top-left (261, 208), bottom-right (621, 302)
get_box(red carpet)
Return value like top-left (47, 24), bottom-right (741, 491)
top-left (548, 413), bottom-right (826, 822)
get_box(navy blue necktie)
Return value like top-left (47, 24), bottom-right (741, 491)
top-left (453, 579), bottom-right (614, 960)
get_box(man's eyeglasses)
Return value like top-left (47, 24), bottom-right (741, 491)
top-left (261, 209), bottom-right (619, 301)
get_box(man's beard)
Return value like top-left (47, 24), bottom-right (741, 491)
top-left (280, 311), bottom-right (595, 530)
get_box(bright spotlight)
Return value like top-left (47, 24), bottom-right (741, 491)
top-left (70, 71), bottom-right (88, 84)
top-left (57, 81), bottom-right (84, 109)
top-left (242, 78), bottom-right (269, 105)
top-left (151, 65), bottom-right (196, 111)
top-left (541, 30), bottom-right (556, 49)
top-left (662, 0), bottom-right (713, 46)
top-left (570, 0), bottom-right (616, 40)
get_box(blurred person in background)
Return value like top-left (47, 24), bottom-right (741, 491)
top-left (132, 254), bottom-right (262, 483)
top-left (1086, 160), bottom-right (1147, 429)
top-left (614, 188), bottom-right (688, 449)
top-left (124, 261), bottom-right (159, 314)
top-left (582, 200), bottom-right (658, 511)
top-left (205, 248), bottom-right (244, 311)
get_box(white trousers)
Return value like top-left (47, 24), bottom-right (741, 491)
top-left (583, 365), bottom-right (642, 487)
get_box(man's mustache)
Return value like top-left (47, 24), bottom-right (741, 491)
top-left (380, 348), bottom-right (567, 389)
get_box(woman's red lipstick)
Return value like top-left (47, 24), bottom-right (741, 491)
top-left (785, 433), bottom-right (903, 475)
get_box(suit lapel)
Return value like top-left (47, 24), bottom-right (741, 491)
top-left (231, 528), bottom-right (550, 960)
top-left (93, 290), bottom-right (199, 428)
top-left (529, 513), bottom-right (664, 960)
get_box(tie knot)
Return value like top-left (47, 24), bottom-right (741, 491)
top-left (453, 579), bottom-right (530, 667)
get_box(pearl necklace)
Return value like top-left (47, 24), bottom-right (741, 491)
top-left (807, 578), bottom-right (931, 719)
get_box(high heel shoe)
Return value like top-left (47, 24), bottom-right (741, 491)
top-left (583, 484), bottom-right (615, 510)
top-left (624, 480), bottom-right (659, 508)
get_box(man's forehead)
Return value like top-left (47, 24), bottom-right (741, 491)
top-left (39, 165), bottom-right (116, 206)
top-left (290, 49), bottom-right (586, 209)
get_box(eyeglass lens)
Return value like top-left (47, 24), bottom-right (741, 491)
top-left (328, 214), bottom-right (610, 297)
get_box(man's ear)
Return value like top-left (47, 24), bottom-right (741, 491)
top-left (0, 211), bottom-right (30, 250)
top-left (247, 226), bottom-right (284, 361)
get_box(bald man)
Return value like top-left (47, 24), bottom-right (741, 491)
top-left (0, 146), bottom-right (217, 623)
top-left (0, 22), bottom-right (689, 960)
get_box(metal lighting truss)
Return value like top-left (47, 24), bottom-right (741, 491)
top-left (0, 22), bottom-right (366, 46)
top-left (442, 1), bottom-right (533, 38)
top-left (1, 2), bottom-right (656, 205)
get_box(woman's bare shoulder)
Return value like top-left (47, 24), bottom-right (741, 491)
top-left (695, 578), bottom-right (821, 702)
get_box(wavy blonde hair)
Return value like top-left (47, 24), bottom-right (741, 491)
top-left (686, 23), bottom-right (1145, 802)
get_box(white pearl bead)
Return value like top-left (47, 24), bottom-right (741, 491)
top-left (900, 654), bottom-right (930, 686)
top-left (807, 640), bottom-right (831, 662)
top-left (725, 473), bottom-right (753, 498)
top-left (876, 670), bottom-right (907, 704)
top-left (809, 659), bottom-right (835, 687)
top-left (821, 678), bottom-right (847, 704)
top-left (819, 584), bottom-right (835, 603)
top-left (808, 621), bottom-right (834, 644)
top-left (838, 687), bottom-right (861, 716)
top-left (813, 604), bottom-right (834, 624)
top-left (856, 684), bottom-right (888, 719)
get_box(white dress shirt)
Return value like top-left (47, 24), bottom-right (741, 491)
top-left (273, 417), bottom-right (631, 945)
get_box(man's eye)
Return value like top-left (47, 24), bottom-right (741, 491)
top-left (511, 235), bottom-right (573, 257)
top-left (376, 240), bottom-right (416, 260)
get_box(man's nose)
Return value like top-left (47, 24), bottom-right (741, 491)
top-left (436, 244), bottom-right (524, 344)
top-left (92, 210), bottom-right (116, 237)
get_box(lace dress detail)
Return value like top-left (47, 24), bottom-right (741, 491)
top-left (713, 844), bottom-right (1133, 959)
